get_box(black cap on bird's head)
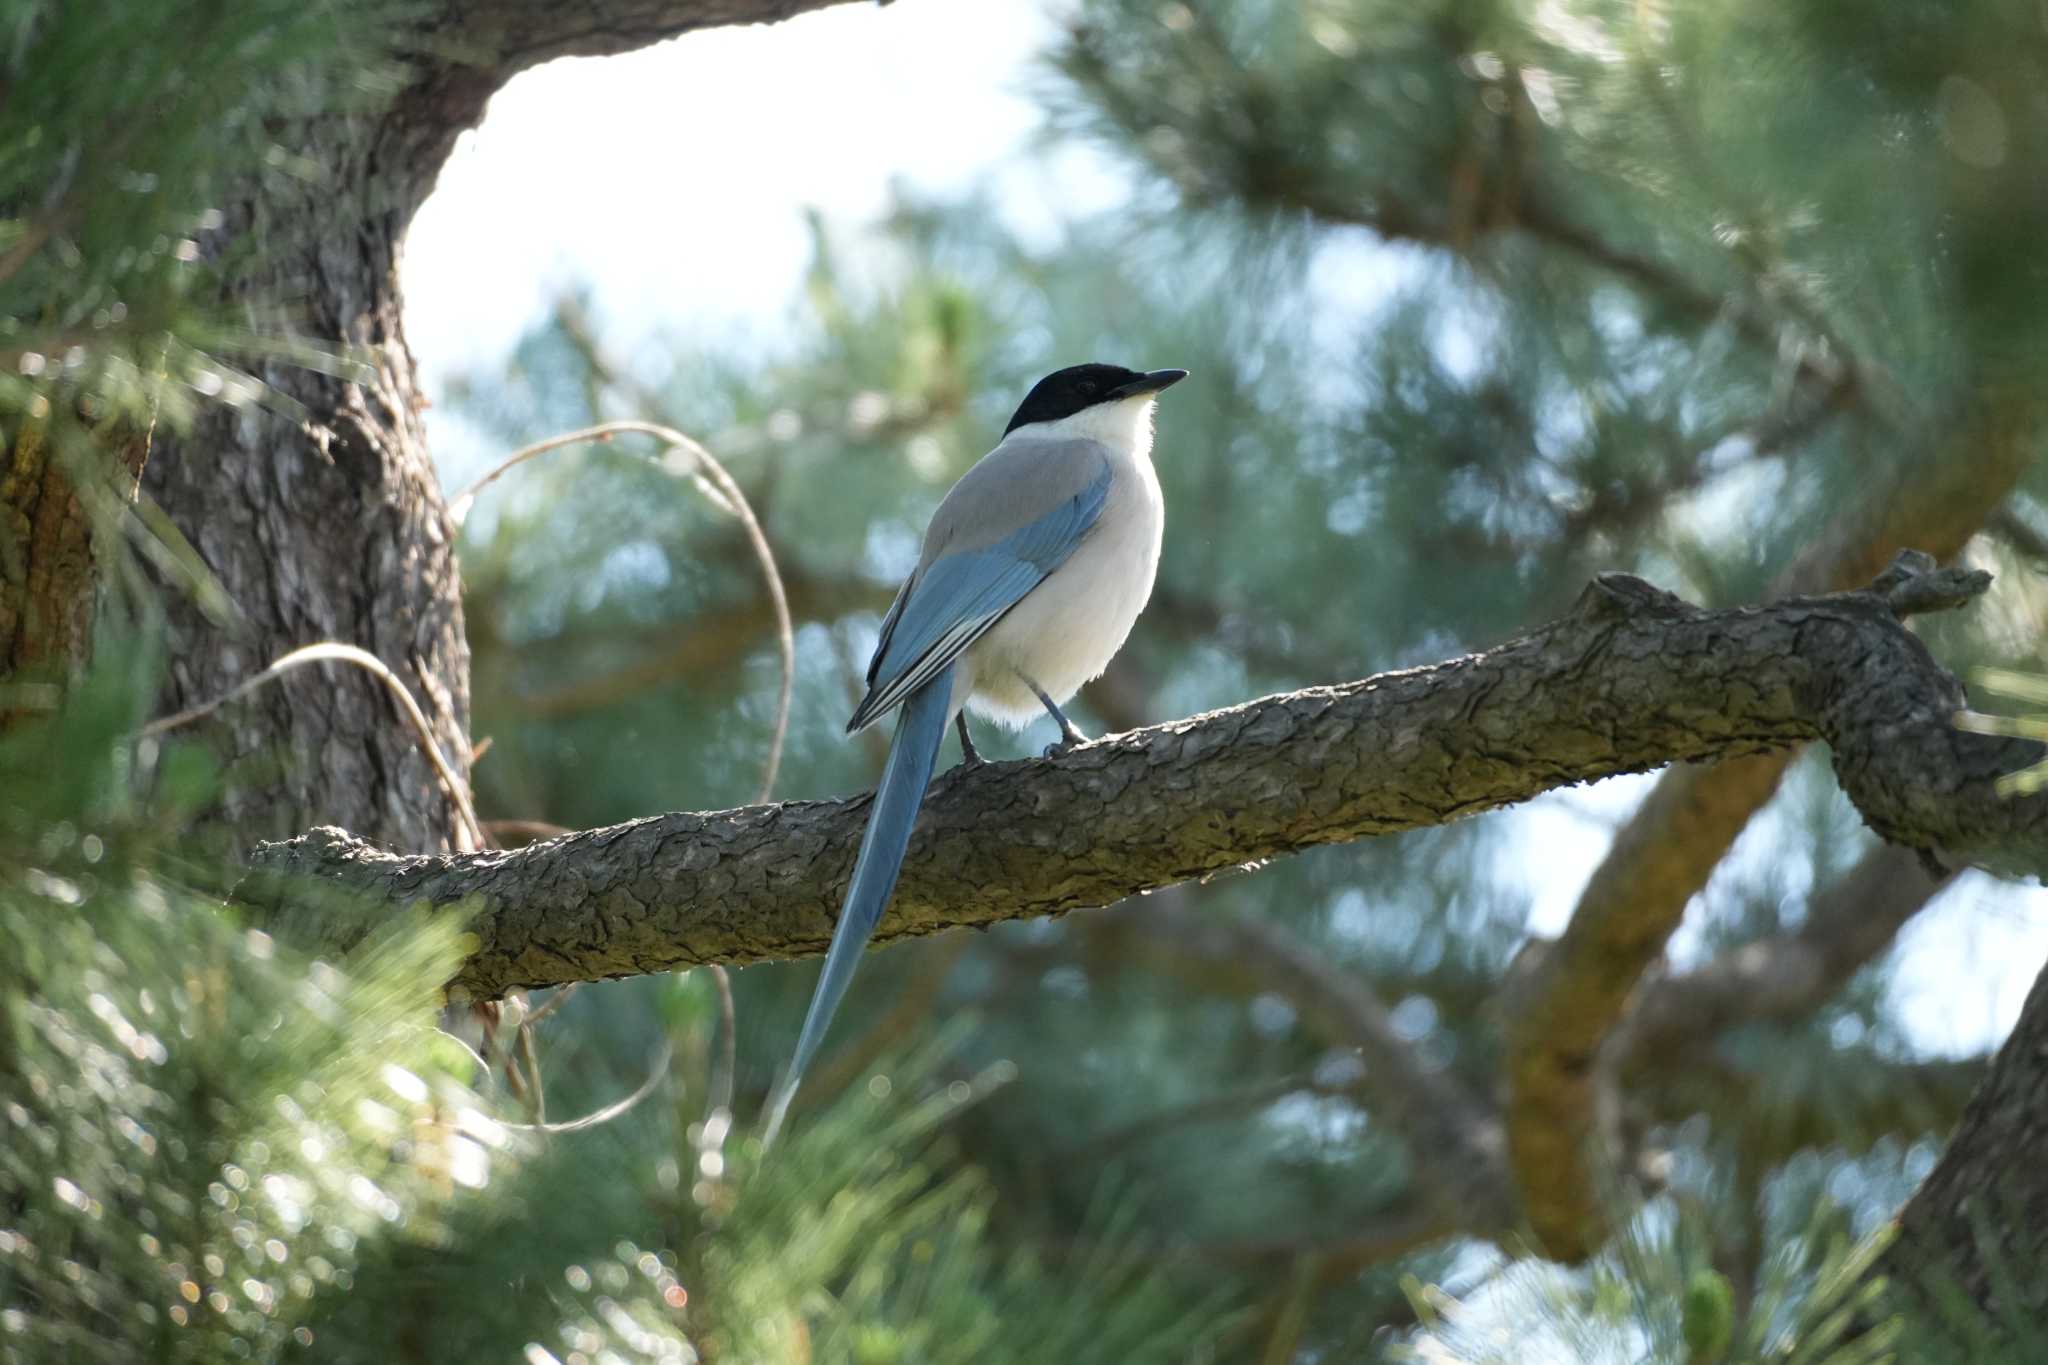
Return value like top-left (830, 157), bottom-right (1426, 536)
top-left (1004, 363), bottom-right (1188, 434)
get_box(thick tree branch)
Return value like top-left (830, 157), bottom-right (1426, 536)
top-left (1503, 413), bottom-right (2038, 1259)
top-left (1129, 902), bottom-right (1517, 1235)
top-left (1607, 844), bottom-right (1953, 1080)
top-left (243, 555), bottom-right (2041, 1023)
top-left (1877, 958), bottom-right (2048, 1329)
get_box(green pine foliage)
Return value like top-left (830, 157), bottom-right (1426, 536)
top-left (0, 650), bottom-right (490, 1362)
top-left (0, 657), bottom-right (1229, 1360)
top-left (0, 0), bottom-right (412, 628)
top-left (444, 0), bottom-right (2048, 1357)
top-left (1, 2), bottom-right (1232, 1357)
top-left (0, 0), bottom-right (412, 424)
top-left (9, 0), bottom-right (2048, 1359)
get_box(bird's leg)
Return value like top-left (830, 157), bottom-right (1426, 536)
top-left (955, 711), bottom-right (984, 766)
top-left (1023, 676), bottom-right (1089, 757)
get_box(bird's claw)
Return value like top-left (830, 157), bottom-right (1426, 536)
top-left (1041, 733), bottom-right (1087, 760)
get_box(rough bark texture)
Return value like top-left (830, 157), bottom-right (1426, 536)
top-left (1, 421), bottom-right (84, 683)
top-left (1878, 957), bottom-right (2048, 1333)
top-left (10, 0), bottom-right (2046, 1316)
top-left (1501, 411), bottom-right (2038, 1258)
top-left (1, 422), bottom-right (148, 696)
top-left (130, 0), bottom-right (857, 854)
top-left (144, 238), bottom-right (472, 851)
top-left (241, 556), bottom-right (2044, 1003)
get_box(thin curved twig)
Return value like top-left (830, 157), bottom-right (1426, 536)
top-left (501, 1041), bottom-right (676, 1135)
top-left (505, 982), bottom-right (584, 1131)
top-left (523, 982), bottom-right (582, 1028)
top-left (692, 966), bottom-right (738, 1181)
top-left (446, 420), bottom-right (794, 801)
top-left (706, 964), bottom-right (736, 1123)
top-left (139, 641), bottom-right (485, 851)
top-left (516, 1015), bottom-right (547, 1126)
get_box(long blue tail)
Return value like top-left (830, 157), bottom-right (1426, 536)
top-left (761, 664), bottom-right (955, 1146)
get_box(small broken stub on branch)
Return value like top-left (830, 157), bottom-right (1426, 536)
top-left (1571, 572), bottom-right (1697, 623)
top-left (1870, 548), bottom-right (1993, 618)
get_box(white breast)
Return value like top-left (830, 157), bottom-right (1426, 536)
top-left (960, 398), bottom-right (1166, 728)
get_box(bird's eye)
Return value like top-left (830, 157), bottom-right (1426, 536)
top-left (1077, 381), bottom-right (1097, 395)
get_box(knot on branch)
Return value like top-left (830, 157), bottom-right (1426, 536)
top-left (1571, 573), bottom-right (1697, 624)
top-left (236, 826), bottom-right (391, 927)
top-left (1869, 548), bottom-right (1993, 618)
top-left (250, 824), bottom-right (374, 876)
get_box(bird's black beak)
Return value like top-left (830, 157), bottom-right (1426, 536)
top-left (1109, 368), bottom-right (1189, 400)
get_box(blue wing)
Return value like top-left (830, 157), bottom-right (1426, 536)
top-left (848, 459), bottom-right (1111, 732)
top-left (764, 446), bottom-right (1112, 1144)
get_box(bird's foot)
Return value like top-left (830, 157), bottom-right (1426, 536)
top-left (1022, 679), bottom-right (1088, 759)
top-left (1041, 727), bottom-right (1089, 760)
top-left (955, 714), bottom-right (985, 767)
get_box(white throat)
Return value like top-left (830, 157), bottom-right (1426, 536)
top-left (1010, 395), bottom-right (1157, 459)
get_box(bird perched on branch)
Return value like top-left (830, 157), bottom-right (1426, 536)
top-left (762, 363), bottom-right (1187, 1143)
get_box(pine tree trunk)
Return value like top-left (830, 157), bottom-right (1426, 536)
top-left (125, 1), bottom-right (853, 853)
top-left (7, 0), bottom-right (2047, 1325)
top-left (140, 105), bottom-right (471, 852)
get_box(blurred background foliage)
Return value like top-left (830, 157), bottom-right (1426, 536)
top-left (443, 0), bottom-right (2048, 1353)
top-left (1, 659), bottom-right (1227, 1361)
top-left (7, 0), bottom-right (2048, 1358)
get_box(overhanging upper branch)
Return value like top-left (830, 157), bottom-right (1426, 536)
top-left (379, 0), bottom-right (866, 211)
top-left (244, 554), bottom-right (2044, 1000)
top-left (437, 0), bottom-right (856, 71)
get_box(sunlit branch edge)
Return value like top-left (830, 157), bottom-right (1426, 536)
top-left (238, 552), bottom-right (2046, 1008)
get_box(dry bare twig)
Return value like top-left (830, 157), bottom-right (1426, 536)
top-left (447, 419), bottom-right (795, 801)
top-left (140, 641), bottom-right (486, 851)
top-left (501, 1041), bottom-right (677, 1136)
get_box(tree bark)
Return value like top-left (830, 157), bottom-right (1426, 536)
top-left (123, 0), bottom-right (858, 854)
top-left (2, 422), bottom-right (148, 702)
top-left (1502, 409), bottom-right (2039, 1259)
top-left (241, 556), bottom-right (2043, 1000)
top-left (12, 0), bottom-right (2048, 1321)
top-left (1878, 958), bottom-right (2048, 1335)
